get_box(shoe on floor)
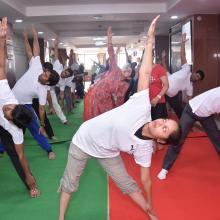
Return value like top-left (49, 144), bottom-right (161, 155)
top-left (157, 169), bottom-right (168, 180)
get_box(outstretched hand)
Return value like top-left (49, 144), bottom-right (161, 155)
top-left (182, 33), bottom-right (188, 43)
top-left (54, 38), bottom-right (59, 47)
top-left (161, 49), bottom-right (166, 58)
top-left (0, 17), bottom-right (7, 39)
top-left (147, 15), bottom-right (160, 39)
top-left (31, 24), bottom-right (38, 36)
top-left (116, 46), bottom-right (121, 54)
top-left (23, 29), bottom-right (28, 39)
top-left (107, 26), bottom-right (112, 39)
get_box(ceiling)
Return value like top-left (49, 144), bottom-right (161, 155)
top-left (0, 0), bottom-right (219, 49)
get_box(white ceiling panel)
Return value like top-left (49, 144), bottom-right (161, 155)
top-left (1, 0), bottom-right (219, 48)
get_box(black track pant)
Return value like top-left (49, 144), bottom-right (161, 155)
top-left (166, 92), bottom-right (184, 119)
top-left (0, 126), bottom-right (29, 189)
top-left (162, 104), bottom-right (220, 171)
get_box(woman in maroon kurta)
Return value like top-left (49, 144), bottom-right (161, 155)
top-left (84, 27), bottom-right (132, 120)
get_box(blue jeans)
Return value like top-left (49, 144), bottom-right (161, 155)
top-left (0, 141), bottom-right (4, 152)
top-left (25, 104), bottom-right (52, 153)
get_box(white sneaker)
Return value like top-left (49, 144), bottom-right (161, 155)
top-left (157, 169), bottom-right (168, 180)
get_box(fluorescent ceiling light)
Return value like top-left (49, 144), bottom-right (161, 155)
top-left (15, 19), bottom-right (23, 23)
top-left (51, 38), bottom-right (55, 41)
top-left (59, 42), bottom-right (64, 45)
top-left (95, 41), bottom-right (106, 46)
top-left (38, 31), bottom-right (44, 34)
top-left (170, 15), bottom-right (178, 20)
top-left (93, 37), bottom-right (106, 41)
top-left (92, 15), bottom-right (102, 20)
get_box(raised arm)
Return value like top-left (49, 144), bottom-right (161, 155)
top-left (60, 51), bottom-right (67, 67)
top-left (31, 25), bottom-right (40, 57)
top-left (125, 47), bottom-right (131, 64)
top-left (140, 48), bottom-right (145, 63)
top-left (115, 46), bottom-right (121, 63)
top-left (54, 39), bottom-right (59, 61)
top-left (138, 15), bottom-right (160, 92)
top-left (181, 33), bottom-right (187, 66)
top-left (0, 17), bottom-right (7, 80)
top-left (23, 30), bottom-right (33, 61)
top-left (68, 49), bottom-right (73, 67)
top-left (107, 26), bottom-right (116, 67)
top-left (161, 49), bottom-right (167, 71)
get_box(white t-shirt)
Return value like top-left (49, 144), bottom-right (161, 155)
top-left (72, 89), bottom-right (153, 167)
top-left (12, 56), bottom-right (48, 105)
top-left (0, 80), bottom-right (23, 144)
top-left (53, 59), bottom-right (75, 92)
top-left (166, 64), bottom-right (193, 97)
top-left (59, 76), bottom-right (75, 92)
top-left (50, 59), bottom-right (63, 91)
top-left (189, 86), bottom-right (220, 117)
top-left (53, 59), bottom-right (63, 75)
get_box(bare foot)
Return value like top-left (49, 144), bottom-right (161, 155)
top-left (147, 209), bottom-right (159, 220)
top-left (48, 151), bottom-right (56, 160)
top-left (51, 136), bottom-right (58, 141)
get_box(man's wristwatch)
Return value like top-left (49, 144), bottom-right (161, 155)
top-left (157, 94), bottom-right (162, 100)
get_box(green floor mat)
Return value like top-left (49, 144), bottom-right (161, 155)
top-left (0, 101), bottom-right (108, 220)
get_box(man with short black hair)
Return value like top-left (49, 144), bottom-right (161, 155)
top-left (0, 17), bottom-right (39, 197)
top-left (158, 86), bottom-right (220, 180)
top-left (49, 39), bottom-right (75, 123)
top-left (12, 25), bottom-right (59, 159)
top-left (52, 44), bottom-right (76, 114)
top-left (162, 34), bottom-right (205, 119)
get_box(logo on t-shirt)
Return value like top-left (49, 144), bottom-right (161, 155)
top-left (130, 145), bottom-right (134, 153)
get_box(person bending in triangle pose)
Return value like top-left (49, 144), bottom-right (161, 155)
top-left (0, 17), bottom-right (40, 197)
top-left (58, 15), bottom-right (181, 220)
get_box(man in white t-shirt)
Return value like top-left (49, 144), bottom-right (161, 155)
top-left (158, 87), bottom-right (220, 180)
top-left (12, 26), bottom-right (59, 159)
top-left (58, 16), bottom-right (181, 220)
top-left (53, 41), bottom-right (75, 113)
top-left (0, 17), bottom-right (40, 197)
top-left (51, 40), bottom-right (75, 119)
top-left (162, 34), bottom-right (205, 119)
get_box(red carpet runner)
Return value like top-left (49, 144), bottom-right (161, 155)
top-left (109, 133), bottom-right (220, 220)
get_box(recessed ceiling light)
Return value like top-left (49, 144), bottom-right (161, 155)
top-left (38, 31), bottom-right (44, 34)
top-left (92, 15), bottom-right (103, 20)
top-left (15, 19), bottom-right (23, 23)
top-left (51, 38), bottom-right (55, 41)
top-left (170, 15), bottom-right (178, 20)
top-left (59, 42), bottom-right (64, 45)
